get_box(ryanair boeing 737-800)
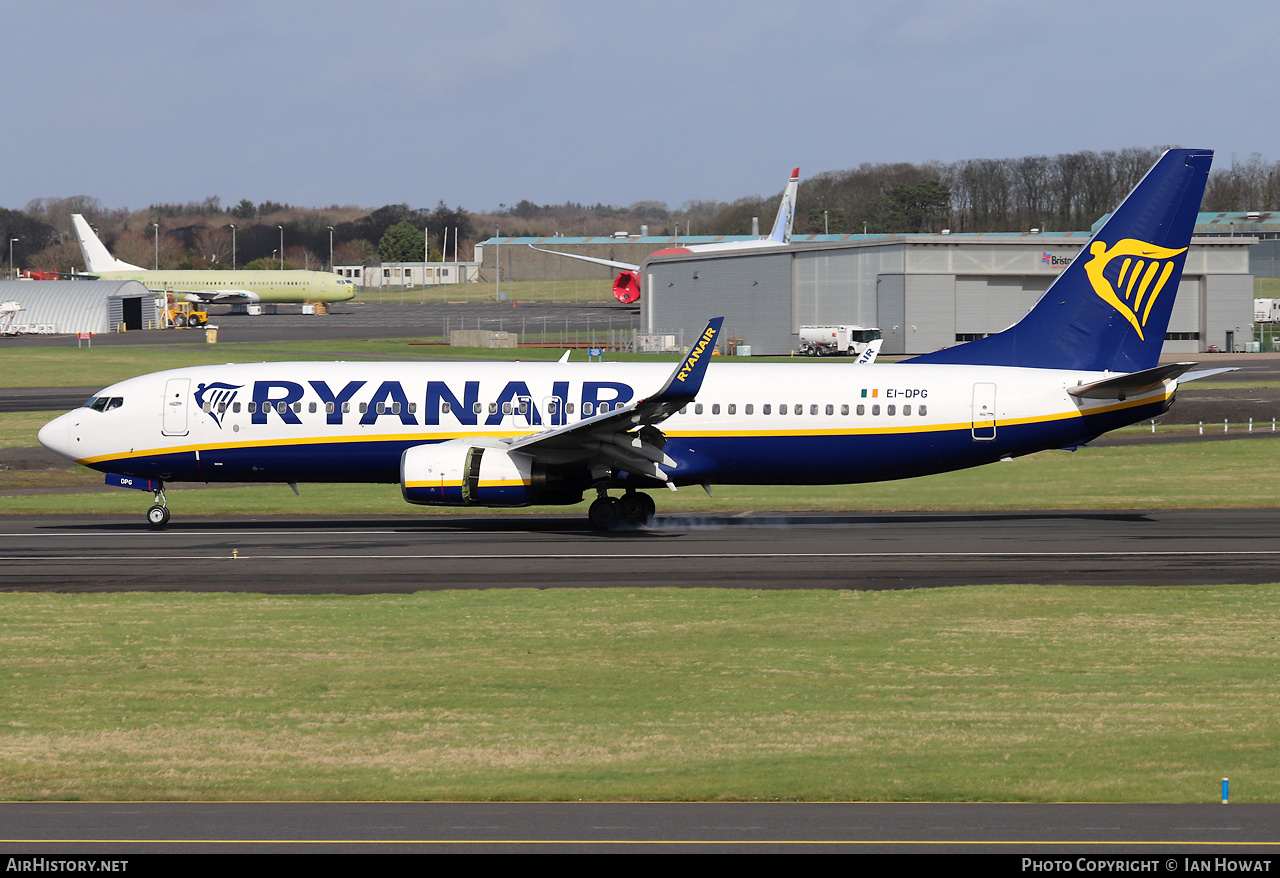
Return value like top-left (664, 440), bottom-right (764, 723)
top-left (40, 150), bottom-right (1225, 530)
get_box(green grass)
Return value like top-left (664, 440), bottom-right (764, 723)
top-left (2, 585), bottom-right (1278, 802)
top-left (1256, 277), bottom-right (1280, 297)
top-left (4, 437), bottom-right (1279, 515)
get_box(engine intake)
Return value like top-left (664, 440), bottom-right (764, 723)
top-left (401, 441), bottom-right (583, 507)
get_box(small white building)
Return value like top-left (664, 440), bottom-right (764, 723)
top-left (335, 262), bottom-right (480, 289)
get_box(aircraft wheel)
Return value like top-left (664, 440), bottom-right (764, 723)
top-left (147, 505), bottom-right (171, 528)
top-left (588, 496), bottom-right (620, 531)
top-left (619, 492), bottom-right (655, 525)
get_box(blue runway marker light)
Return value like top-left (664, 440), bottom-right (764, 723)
top-left (1222, 777), bottom-right (1229, 804)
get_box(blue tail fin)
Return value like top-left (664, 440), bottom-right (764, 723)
top-left (908, 148), bottom-right (1213, 372)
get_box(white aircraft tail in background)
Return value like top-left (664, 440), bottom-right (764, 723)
top-left (72, 214), bottom-right (143, 273)
top-left (530, 167), bottom-right (801, 304)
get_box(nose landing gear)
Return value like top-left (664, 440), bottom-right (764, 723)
top-left (146, 484), bottom-right (170, 528)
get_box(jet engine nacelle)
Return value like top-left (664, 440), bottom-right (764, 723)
top-left (401, 440), bottom-right (584, 507)
top-left (613, 270), bottom-right (641, 304)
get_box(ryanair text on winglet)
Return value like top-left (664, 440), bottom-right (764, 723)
top-left (676, 327), bottom-right (718, 383)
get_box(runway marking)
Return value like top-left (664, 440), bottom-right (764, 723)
top-left (6, 551), bottom-right (1280, 561)
top-left (2, 837), bottom-right (1278, 846)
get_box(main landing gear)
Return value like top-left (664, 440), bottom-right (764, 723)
top-left (588, 488), bottom-right (656, 531)
top-left (146, 484), bottom-right (170, 528)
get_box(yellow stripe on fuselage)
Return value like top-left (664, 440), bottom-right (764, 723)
top-left (76, 392), bottom-right (1167, 468)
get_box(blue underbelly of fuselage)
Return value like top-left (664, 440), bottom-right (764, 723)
top-left (89, 400), bottom-right (1163, 490)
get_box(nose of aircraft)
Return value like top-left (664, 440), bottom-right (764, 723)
top-left (37, 412), bottom-right (76, 461)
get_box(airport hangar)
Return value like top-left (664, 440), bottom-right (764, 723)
top-left (633, 233), bottom-right (1255, 356)
top-left (0, 280), bottom-right (155, 335)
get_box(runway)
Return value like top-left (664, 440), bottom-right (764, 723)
top-left (2, 802), bottom-right (1278, 853)
top-left (2, 508), bottom-right (1277, 592)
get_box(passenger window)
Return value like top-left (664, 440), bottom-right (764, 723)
top-left (359, 402), bottom-right (368, 413)
top-left (903, 404), bottom-right (911, 416)
top-left (442, 401), bottom-right (451, 414)
top-left (566, 402), bottom-right (575, 414)
top-left (872, 405), bottom-right (880, 415)
top-left (583, 402), bottom-right (594, 416)
top-left (680, 405), bottom-right (687, 414)
top-left (779, 403), bottom-right (787, 415)
top-left (841, 404), bottom-right (849, 416)
top-left (488, 402), bottom-right (498, 414)
top-left (547, 400), bottom-right (558, 415)
top-left (408, 403), bottom-right (417, 414)
top-left (795, 404), bottom-right (802, 415)
top-left (727, 404), bottom-right (735, 415)
top-left (392, 402), bottom-right (401, 414)
top-left (518, 400), bottom-right (528, 415)
top-left (218, 402), bottom-right (227, 414)
top-left (856, 404), bottom-right (864, 415)
top-left (293, 402), bottom-right (302, 413)
top-left (695, 403), bottom-right (704, 415)
top-left (502, 402), bottom-right (512, 415)
top-left (233, 402), bottom-right (241, 413)
top-left (763, 404), bottom-right (771, 415)
top-left (712, 404), bottom-right (720, 415)
top-left (277, 401), bottom-right (288, 414)
top-left (744, 404), bottom-right (752, 415)
top-left (887, 405), bottom-right (895, 415)
top-left (376, 402), bottom-right (386, 414)
top-left (811, 404), bottom-right (818, 416)
top-left (202, 400), bottom-right (212, 413)
top-left (326, 402), bottom-right (335, 414)
top-left (342, 402), bottom-right (350, 413)
top-left (472, 402), bottom-right (482, 415)
top-left (599, 402), bottom-right (610, 413)
top-left (919, 404), bottom-right (927, 416)
top-left (248, 401), bottom-right (257, 414)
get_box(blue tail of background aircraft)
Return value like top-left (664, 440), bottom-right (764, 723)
top-left (908, 148), bottom-right (1213, 373)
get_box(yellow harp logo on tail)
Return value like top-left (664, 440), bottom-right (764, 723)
top-left (1083, 238), bottom-right (1187, 341)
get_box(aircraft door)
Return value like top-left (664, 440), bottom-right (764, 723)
top-left (162, 378), bottom-right (191, 436)
top-left (971, 382), bottom-right (996, 441)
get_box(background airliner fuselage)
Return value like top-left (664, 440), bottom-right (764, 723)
top-left (71, 214), bottom-right (356, 305)
top-left (88, 268), bottom-right (357, 305)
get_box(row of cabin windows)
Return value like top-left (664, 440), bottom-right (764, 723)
top-left (687, 402), bottom-right (928, 417)
top-left (202, 398), bottom-right (928, 418)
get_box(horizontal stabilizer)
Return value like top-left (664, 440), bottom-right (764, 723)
top-left (1068, 362), bottom-right (1197, 400)
top-left (1180, 367), bottom-right (1240, 383)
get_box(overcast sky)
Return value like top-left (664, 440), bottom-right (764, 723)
top-left (1, 0), bottom-right (1271, 213)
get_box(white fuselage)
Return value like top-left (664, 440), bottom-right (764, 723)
top-left (38, 360), bottom-right (1173, 493)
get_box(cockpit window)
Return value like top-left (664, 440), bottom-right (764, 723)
top-left (84, 397), bottom-right (123, 411)
top-left (106, 397), bottom-right (123, 410)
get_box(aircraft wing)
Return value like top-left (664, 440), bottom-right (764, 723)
top-left (527, 244), bottom-right (639, 272)
top-left (180, 290), bottom-right (261, 305)
top-left (504, 317), bottom-right (724, 485)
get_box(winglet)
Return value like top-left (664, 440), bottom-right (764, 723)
top-left (645, 317), bottom-right (725, 406)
